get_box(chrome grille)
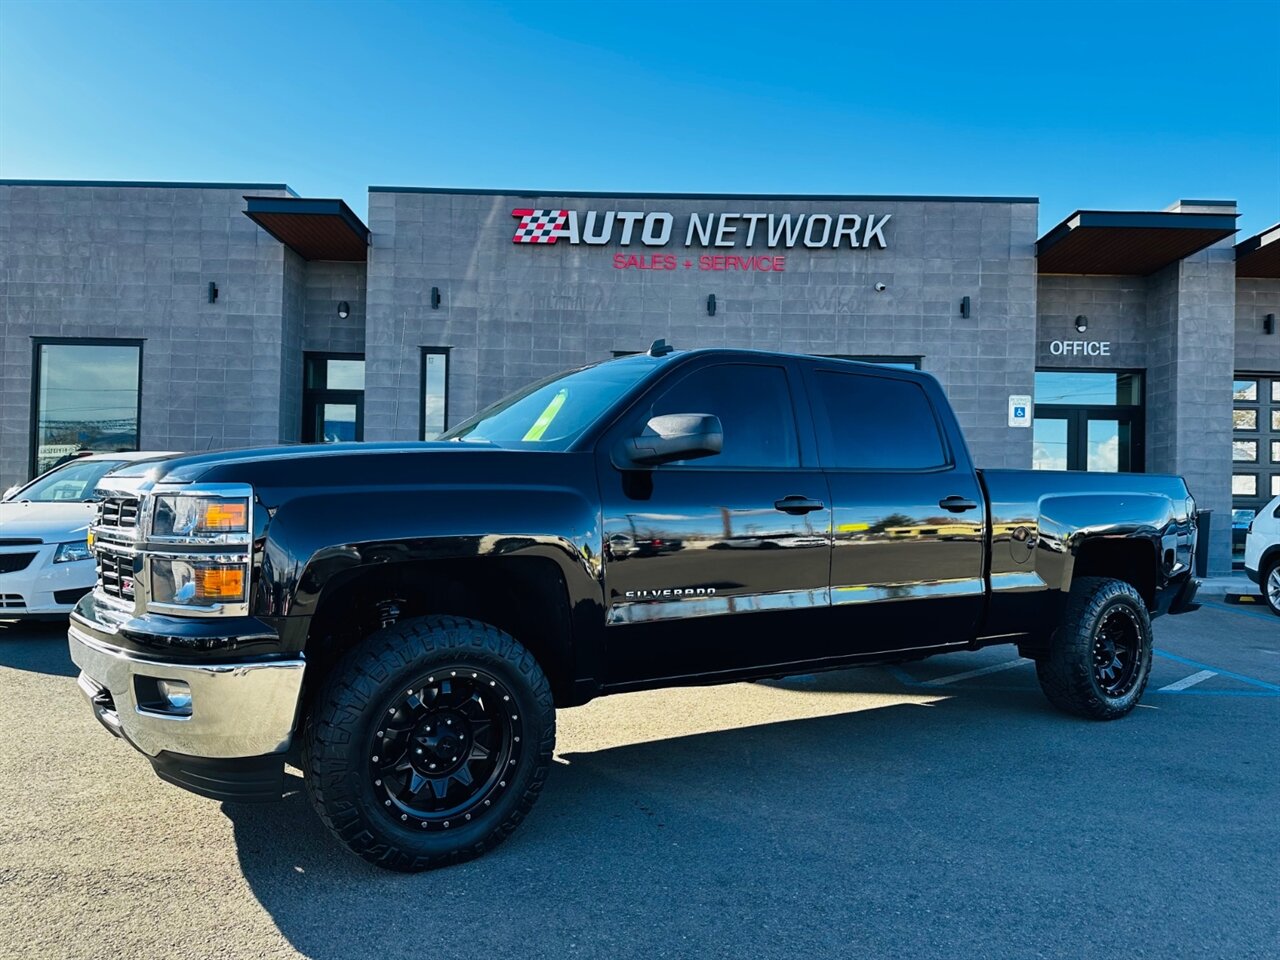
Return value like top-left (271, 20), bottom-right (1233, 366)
top-left (99, 497), bottom-right (140, 529)
top-left (97, 551), bottom-right (136, 601)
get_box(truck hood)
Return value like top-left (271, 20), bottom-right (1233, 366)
top-left (0, 500), bottom-right (95, 543)
top-left (101, 441), bottom-right (507, 488)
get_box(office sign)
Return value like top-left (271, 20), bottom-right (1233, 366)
top-left (1047, 340), bottom-right (1113, 357)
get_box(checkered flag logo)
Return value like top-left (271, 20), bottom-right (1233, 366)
top-left (512, 208), bottom-right (570, 244)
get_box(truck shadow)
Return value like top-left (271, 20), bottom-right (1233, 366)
top-left (225, 683), bottom-right (1067, 960)
top-left (0, 619), bottom-right (78, 677)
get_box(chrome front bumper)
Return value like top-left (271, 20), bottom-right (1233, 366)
top-left (68, 623), bottom-right (305, 759)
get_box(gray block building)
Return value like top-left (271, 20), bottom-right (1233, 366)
top-left (2, 180), bottom-right (1277, 572)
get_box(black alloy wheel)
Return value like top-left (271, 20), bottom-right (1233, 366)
top-left (1091, 606), bottom-right (1143, 698)
top-left (304, 615), bottom-right (555, 872)
top-left (372, 668), bottom-right (520, 832)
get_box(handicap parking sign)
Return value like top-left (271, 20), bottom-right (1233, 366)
top-left (1008, 394), bottom-right (1032, 428)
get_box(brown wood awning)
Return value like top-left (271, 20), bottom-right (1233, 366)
top-left (1235, 223), bottom-right (1280, 279)
top-left (1037, 210), bottom-right (1238, 276)
top-left (243, 197), bottom-right (369, 261)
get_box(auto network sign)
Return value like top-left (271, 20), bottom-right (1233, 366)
top-left (511, 208), bottom-right (890, 272)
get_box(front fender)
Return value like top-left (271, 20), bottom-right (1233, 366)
top-left (254, 484), bottom-right (603, 623)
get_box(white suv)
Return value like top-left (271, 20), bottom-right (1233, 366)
top-left (1244, 495), bottom-right (1280, 616)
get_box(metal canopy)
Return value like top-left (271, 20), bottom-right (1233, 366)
top-left (243, 197), bottom-right (370, 262)
top-left (1235, 223), bottom-right (1280, 279)
top-left (1036, 210), bottom-right (1238, 276)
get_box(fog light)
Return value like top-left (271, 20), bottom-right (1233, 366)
top-left (156, 679), bottom-right (192, 713)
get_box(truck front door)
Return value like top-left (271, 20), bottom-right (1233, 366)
top-left (803, 364), bottom-right (987, 653)
top-left (597, 358), bottom-right (832, 684)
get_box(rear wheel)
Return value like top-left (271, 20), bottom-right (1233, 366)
top-left (1263, 559), bottom-right (1280, 617)
top-left (303, 615), bottom-right (555, 872)
top-left (1035, 577), bottom-right (1153, 721)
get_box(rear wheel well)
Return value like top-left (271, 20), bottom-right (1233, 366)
top-left (301, 556), bottom-right (578, 708)
top-left (1071, 539), bottom-right (1158, 609)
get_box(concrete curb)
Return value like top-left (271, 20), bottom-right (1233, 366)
top-left (1197, 574), bottom-right (1258, 600)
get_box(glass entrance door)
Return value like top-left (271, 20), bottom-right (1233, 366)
top-left (303, 353), bottom-right (365, 443)
top-left (1033, 371), bottom-right (1144, 473)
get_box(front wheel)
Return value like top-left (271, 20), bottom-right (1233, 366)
top-left (303, 615), bottom-right (555, 872)
top-left (1035, 577), bottom-right (1153, 721)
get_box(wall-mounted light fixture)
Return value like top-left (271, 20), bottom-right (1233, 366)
top-left (431, 287), bottom-right (442, 310)
top-left (337, 301), bottom-right (350, 320)
top-left (1075, 314), bottom-right (1089, 333)
top-left (960, 296), bottom-right (971, 319)
top-left (707, 294), bottom-right (716, 317)
top-left (207, 281), bottom-right (218, 304)
top-left (1266, 313), bottom-right (1276, 335)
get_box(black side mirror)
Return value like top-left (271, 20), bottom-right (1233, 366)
top-left (617, 413), bottom-right (723, 467)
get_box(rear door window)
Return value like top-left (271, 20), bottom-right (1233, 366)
top-left (811, 370), bottom-right (949, 470)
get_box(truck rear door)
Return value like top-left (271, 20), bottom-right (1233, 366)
top-left (802, 363), bottom-right (987, 653)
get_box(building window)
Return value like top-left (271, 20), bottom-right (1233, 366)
top-left (1234, 409), bottom-right (1257, 430)
top-left (32, 339), bottom-right (142, 476)
top-left (1232, 373), bottom-right (1279, 519)
top-left (1032, 371), bottom-right (1144, 473)
top-left (303, 353), bottom-right (364, 443)
top-left (421, 348), bottom-right (450, 439)
top-left (1233, 379), bottom-right (1258, 401)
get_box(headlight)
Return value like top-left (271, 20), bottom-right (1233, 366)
top-left (152, 496), bottom-right (249, 539)
top-left (150, 557), bottom-right (247, 607)
top-left (54, 540), bottom-right (92, 564)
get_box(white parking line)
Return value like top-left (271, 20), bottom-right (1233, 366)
top-left (1158, 669), bottom-right (1217, 692)
top-left (923, 658), bottom-right (1030, 686)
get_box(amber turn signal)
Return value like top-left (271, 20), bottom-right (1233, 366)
top-left (203, 501), bottom-right (247, 531)
top-left (195, 567), bottom-right (245, 601)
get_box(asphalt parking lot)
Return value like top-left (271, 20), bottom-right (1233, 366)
top-left (0, 602), bottom-right (1276, 960)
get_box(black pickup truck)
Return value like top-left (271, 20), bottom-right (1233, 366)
top-left (69, 345), bottom-right (1201, 871)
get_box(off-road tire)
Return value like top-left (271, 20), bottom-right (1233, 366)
top-left (302, 615), bottom-right (555, 872)
top-left (1035, 577), bottom-right (1153, 721)
top-left (1263, 558), bottom-right (1280, 617)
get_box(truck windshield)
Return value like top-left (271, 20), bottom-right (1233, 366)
top-left (442, 357), bottom-right (659, 449)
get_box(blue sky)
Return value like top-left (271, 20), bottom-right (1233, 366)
top-left (1, 0), bottom-right (1277, 236)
